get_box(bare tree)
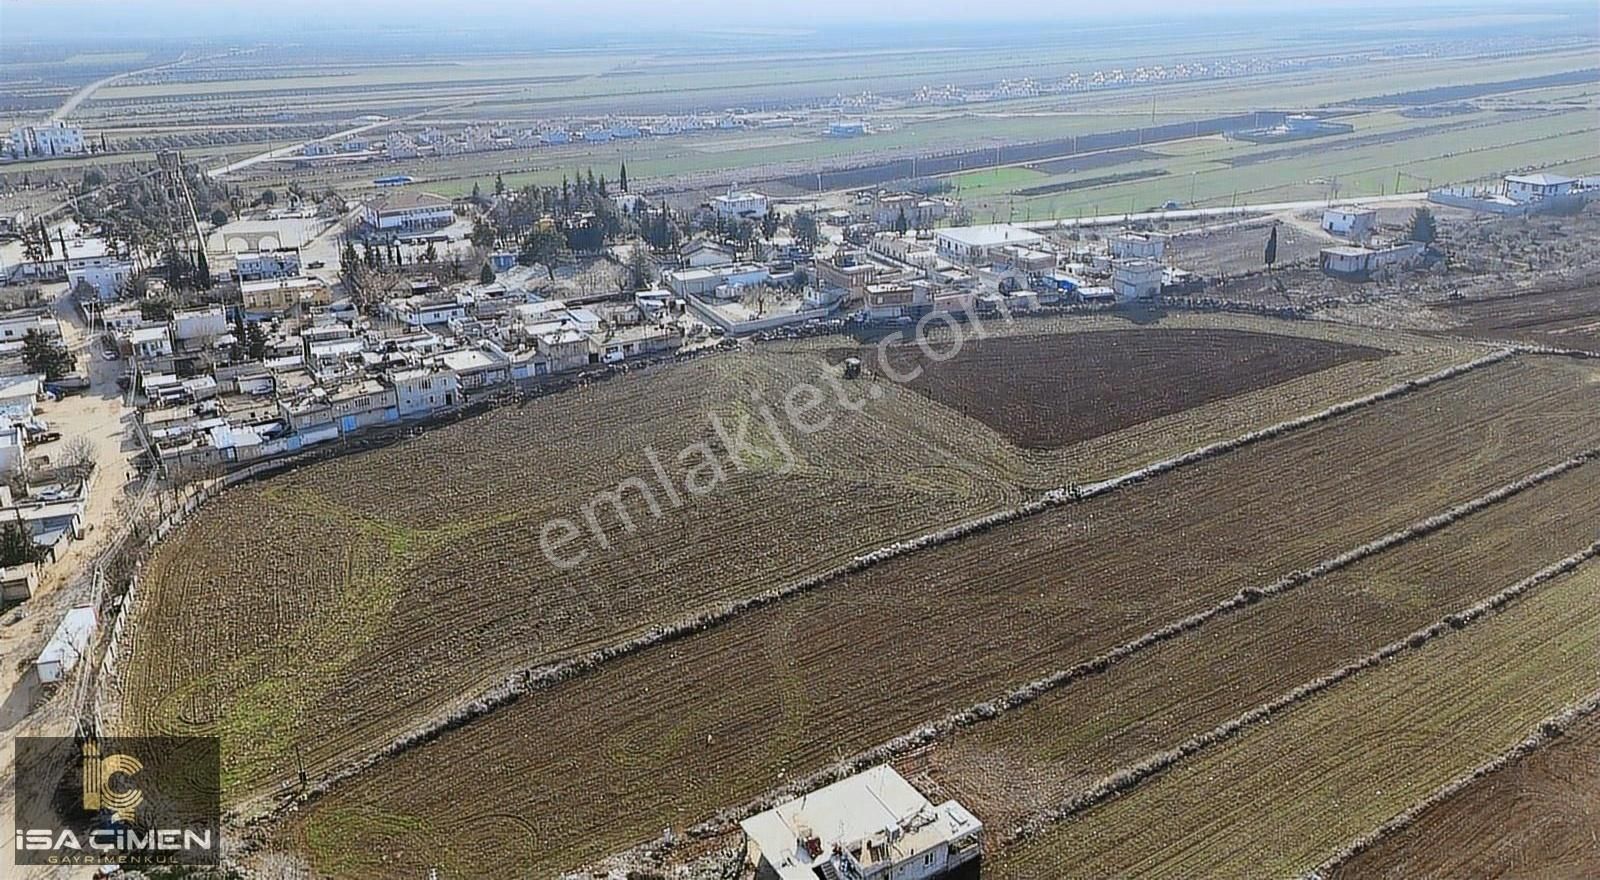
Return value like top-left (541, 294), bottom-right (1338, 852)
top-left (60, 435), bottom-right (97, 482)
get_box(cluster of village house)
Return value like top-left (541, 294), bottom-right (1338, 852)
top-left (0, 341), bottom-right (91, 609)
top-left (7, 166), bottom-right (1595, 485)
top-left (120, 259), bottom-right (691, 476)
top-left (0, 184), bottom-right (1301, 481)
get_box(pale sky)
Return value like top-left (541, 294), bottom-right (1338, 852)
top-left (0, 0), bottom-right (1577, 41)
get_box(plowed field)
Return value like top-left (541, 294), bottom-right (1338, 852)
top-left (875, 327), bottom-right (1382, 449)
top-left (1330, 713), bottom-right (1600, 880)
top-left (991, 560), bottom-right (1600, 879)
top-left (278, 356), bottom-right (1600, 878)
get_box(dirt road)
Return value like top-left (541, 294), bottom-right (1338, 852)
top-left (0, 288), bottom-right (140, 880)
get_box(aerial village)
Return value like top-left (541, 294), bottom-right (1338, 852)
top-left (0, 138), bottom-right (1594, 783)
top-left (0, 146), bottom-right (1594, 508)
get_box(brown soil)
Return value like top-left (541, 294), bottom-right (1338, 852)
top-left (879, 328), bottom-right (1383, 449)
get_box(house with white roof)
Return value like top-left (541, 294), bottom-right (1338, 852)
top-left (935, 224), bottom-right (1044, 264)
top-left (740, 764), bottom-right (981, 880)
top-left (1503, 173), bottom-right (1578, 204)
top-left (711, 189), bottom-right (769, 221)
top-left (360, 191), bottom-right (455, 232)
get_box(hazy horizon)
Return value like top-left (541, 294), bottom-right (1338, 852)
top-left (2, 0), bottom-right (1591, 43)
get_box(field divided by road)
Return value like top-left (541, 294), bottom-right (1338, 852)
top-left (989, 556), bottom-right (1600, 879)
top-left (276, 354), bottom-right (1600, 878)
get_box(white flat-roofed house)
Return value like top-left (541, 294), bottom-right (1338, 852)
top-left (935, 224), bottom-right (1044, 264)
top-left (389, 367), bottom-right (460, 416)
top-left (589, 325), bottom-right (683, 363)
top-left (0, 310), bottom-right (61, 343)
top-left (1503, 173), bottom-right (1577, 204)
top-left (360, 191), bottom-right (455, 232)
top-left (740, 765), bottom-right (982, 880)
top-left (1320, 207), bottom-right (1377, 240)
top-left (388, 295), bottom-right (468, 328)
top-left (35, 604), bottom-right (97, 684)
top-left (128, 325), bottom-right (173, 362)
top-left (1319, 241), bottom-right (1425, 279)
top-left (67, 260), bottom-right (135, 303)
top-left (1111, 259), bottom-right (1164, 302)
top-left (711, 189), bottom-right (769, 221)
top-left (235, 248), bottom-right (302, 281)
top-left (172, 307), bottom-right (229, 346)
top-left (61, 238), bottom-right (133, 302)
top-left (438, 348), bottom-right (509, 391)
top-left (1109, 231), bottom-right (1167, 261)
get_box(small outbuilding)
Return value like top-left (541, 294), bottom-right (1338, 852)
top-left (35, 604), bottom-right (97, 685)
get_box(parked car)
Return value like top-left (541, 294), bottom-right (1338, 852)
top-left (307, 260), bottom-right (326, 269)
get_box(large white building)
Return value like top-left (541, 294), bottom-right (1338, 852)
top-left (62, 238), bottom-right (134, 302)
top-left (361, 191), bottom-right (455, 232)
top-left (935, 224), bottom-right (1044, 264)
top-left (8, 122), bottom-right (87, 159)
top-left (389, 367), bottom-right (460, 416)
top-left (711, 189), bottom-right (769, 221)
top-left (740, 765), bottom-right (982, 880)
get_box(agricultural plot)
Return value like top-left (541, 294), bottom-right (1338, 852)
top-left (1435, 285), bottom-right (1600, 353)
top-left (275, 356), bottom-right (1600, 878)
top-left (118, 319), bottom-right (1413, 799)
top-left (871, 328), bottom-right (1383, 449)
top-left (1330, 712), bottom-right (1600, 880)
top-left (790, 314), bottom-right (1473, 485)
top-left (989, 558), bottom-right (1600, 879)
top-left (115, 349), bottom-right (1033, 796)
top-left (921, 455), bottom-right (1600, 840)
top-left (963, 104), bottom-right (1599, 221)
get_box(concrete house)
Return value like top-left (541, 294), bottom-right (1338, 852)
top-left (935, 224), bottom-right (1044, 264)
top-left (1320, 207), bottom-right (1377, 240)
top-left (1109, 232), bottom-right (1167, 261)
top-left (389, 367), bottom-right (460, 416)
top-left (360, 191), bottom-right (455, 232)
top-left (1503, 173), bottom-right (1577, 203)
top-left (680, 239), bottom-right (736, 268)
top-left (1111, 259), bottom-right (1164, 301)
top-left (711, 189), bottom-right (769, 221)
top-left (1319, 241), bottom-right (1424, 279)
top-left (235, 247), bottom-right (302, 281)
top-left (741, 765), bottom-right (982, 880)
